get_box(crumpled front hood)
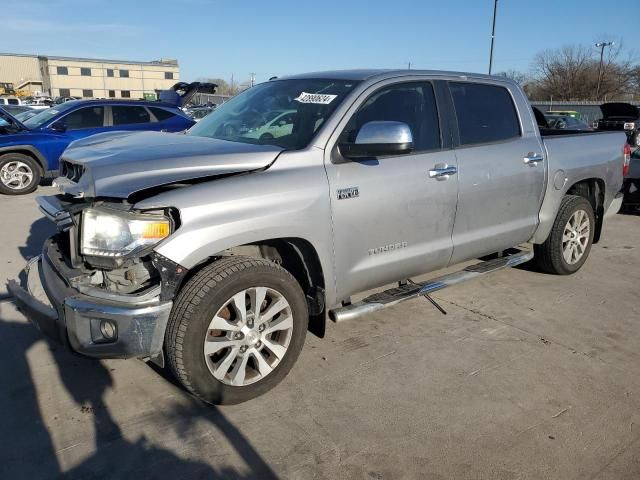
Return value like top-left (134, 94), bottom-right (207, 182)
top-left (57, 130), bottom-right (283, 199)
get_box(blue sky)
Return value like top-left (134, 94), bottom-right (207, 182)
top-left (3, 0), bottom-right (638, 84)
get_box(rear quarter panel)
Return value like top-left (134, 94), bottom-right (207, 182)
top-left (532, 131), bottom-right (626, 243)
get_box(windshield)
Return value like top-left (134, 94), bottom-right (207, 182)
top-left (15, 110), bottom-right (39, 122)
top-left (188, 79), bottom-right (359, 150)
top-left (22, 102), bottom-right (77, 128)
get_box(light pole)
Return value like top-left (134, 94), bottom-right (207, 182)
top-left (488, 0), bottom-right (498, 75)
top-left (595, 41), bottom-right (614, 99)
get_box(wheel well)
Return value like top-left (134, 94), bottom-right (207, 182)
top-left (184, 238), bottom-right (327, 338)
top-left (566, 178), bottom-right (605, 243)
top-left (0, 149), bottom-right (46, 175)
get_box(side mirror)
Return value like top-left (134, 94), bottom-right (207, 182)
top-left (50, 121), bottom-right (67, 132)
top-left (339, 121), bottom-right (413, 159)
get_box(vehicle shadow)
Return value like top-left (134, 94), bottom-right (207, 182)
top-left (18, 216), bottom-right (56, 261)
top-left (0, 303), bottom-right (61, 479)
top-left (0, 309), bottom-right (278, 479)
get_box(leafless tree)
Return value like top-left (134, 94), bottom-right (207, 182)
top-left (527, 42), bottom-right (637, 101)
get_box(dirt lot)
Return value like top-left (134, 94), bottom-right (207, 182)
top-left (1, 187), bottom-right (638, 480)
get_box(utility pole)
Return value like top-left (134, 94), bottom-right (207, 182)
top-left (595, 41), bottom-right (614, 100)
top-left (488, 0), bottom-right (498, 75)
top-left (407, 62), bottom-right (412, 70)
top-left (249, 73), bottom-right (256, 88)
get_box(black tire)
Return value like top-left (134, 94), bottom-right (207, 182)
top-left (534, 195), bottom-right (595, 275)
top-left (165, 256), bottom-right (308, 405)
top-left (0, 153), bottom-right (41, 195)
top-left (259, 133), bottom-right (274, 140)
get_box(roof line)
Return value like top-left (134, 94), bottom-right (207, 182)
top-left (0, 52), bottom-right (178, 66)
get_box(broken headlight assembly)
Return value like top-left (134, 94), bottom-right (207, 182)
top-left (81, 207), bottom-right (171, 258)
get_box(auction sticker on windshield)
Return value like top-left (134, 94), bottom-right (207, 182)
top-left (294, 92), bottom-right (338, 104)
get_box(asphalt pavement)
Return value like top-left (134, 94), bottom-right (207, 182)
top-left (0, 187), bottom-right (638, 479)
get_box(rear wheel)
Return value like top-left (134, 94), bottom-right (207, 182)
top-left (0, 153), bottom-right (41, 195)
top-left (165, 256), bottom-right (308, 405)
top-left (534, 195), bottom-right (595, 275)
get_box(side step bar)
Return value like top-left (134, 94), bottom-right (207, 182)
top-left (329, 249), bottom-right (533, 323)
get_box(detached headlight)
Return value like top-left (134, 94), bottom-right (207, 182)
top-left (81, 208), bottom-right (171, 257)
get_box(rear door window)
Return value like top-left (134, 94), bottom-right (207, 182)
top-left (112, 106), bottom-right (151, 125)
top-left (62, 106), bottom-right (105, 130)
top-left (449, 82), bottom-right (520, 146)
top-left (149, 107), bottom-right (176, 121)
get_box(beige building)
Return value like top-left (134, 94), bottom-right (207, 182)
top-left (0, 52), bottom-right (180, 99)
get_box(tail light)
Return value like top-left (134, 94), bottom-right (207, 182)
top-left (623, 143), bottom-right (631, 177)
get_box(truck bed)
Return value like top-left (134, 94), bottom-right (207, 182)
top-left (532, 129), bottom-right (627, 244)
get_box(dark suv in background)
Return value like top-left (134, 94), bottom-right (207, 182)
top-left (596, 102), bottom-right (640, 148)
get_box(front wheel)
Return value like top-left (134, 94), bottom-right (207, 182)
top-left (534, 195), bottom-right (595, 275)
top-left (165, 256), bottom-right (308, 405)
top-left (0, 153), bottom-right (41, 195)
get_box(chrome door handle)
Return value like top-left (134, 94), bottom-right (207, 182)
top-left (523, 153), bottom-right (543, 165)
top-left (428, 165), bottom-right (457, 180)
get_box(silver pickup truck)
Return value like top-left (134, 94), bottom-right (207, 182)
top-left (9, 70), bottom-right (628, 405)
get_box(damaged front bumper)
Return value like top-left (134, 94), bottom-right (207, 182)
top-left (8, 237), bottom-right (173, 359)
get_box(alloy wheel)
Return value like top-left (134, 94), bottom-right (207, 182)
top-left (203, 286), bottom-right (294, 386)
top-left (562, 209), bottom-right (590, 264)
top-left (0, 161), bottom-right (33, 190)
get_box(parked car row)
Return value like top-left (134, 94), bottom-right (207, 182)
top-left (183, 105), bottom-right (216, 122)
top-left (0, 82), bottom-right (218, 195)
top-left (0, 100), bottom-right (194, 194)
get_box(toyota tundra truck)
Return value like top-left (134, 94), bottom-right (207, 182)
top-left (8, 70), bottom-right (628, 405)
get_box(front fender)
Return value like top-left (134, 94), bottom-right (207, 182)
top-left (135, 150), bottom-right (337, 306)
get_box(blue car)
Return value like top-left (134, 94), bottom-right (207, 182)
top-left (0, 100), bottom-right (194, 195)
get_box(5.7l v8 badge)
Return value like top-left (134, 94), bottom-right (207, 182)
top-left (337, 186), bottom-right (359, 200)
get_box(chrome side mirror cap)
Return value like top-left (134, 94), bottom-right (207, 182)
top-left (339, 121), bottom-right (413, 159)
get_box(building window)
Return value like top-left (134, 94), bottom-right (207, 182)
top-left (56, 66), bottom-right (68, 75)
top-left (119, 69), bottom-right (129, 78)
top-left (121, 90), bottom-right (131, 98)
top-left (59, 88), bottom-right (71, 97)
top-left (108, 90), bottom-right (116, 98)
top-left (81, 67), bottom-right (91, 76)
top-left (164, 72), bottom-right (174, 80)
top-left (82, 89), bottom-right (93, 98)
top-left (106, 69), bottom-right (114, 77)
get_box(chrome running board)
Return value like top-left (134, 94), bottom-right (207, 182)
top-left (329, 249), bottom-right (533, 323)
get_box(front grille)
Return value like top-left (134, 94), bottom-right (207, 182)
top-left (59, 160), bottom-right (85, 183)
top-left (597, 120), bottom-right (625, 131)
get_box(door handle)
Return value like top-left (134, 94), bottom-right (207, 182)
top-left (428, 165), bottom-right (457, 180)
top-left (523, 153), bottom-right (543, 165)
